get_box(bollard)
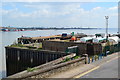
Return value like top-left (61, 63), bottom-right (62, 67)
top-left (92, 56), bottom-right (94, 62)
top-left (98, 54), bottom-right (102, 60)
top-left (100, 54), bottom-right (102, 59)
top-left (90, 57), bottom-right (92, 63)
top-left (105, 53), bottom-right (107, 56)
top-left (82, 54), bottom-right (88, 64)
top-left (106, 51), bottom-right (110, 56)
top-left (88, 57), bottom-right (90, 64)
top-left (102, 53), bottom-right (104, 58)
top-left (97, 55), bottom-right (99, 60)
top-left (95, 55), bottom-right (98, 61)
top-left (98, 54), bottom-right (100, 60)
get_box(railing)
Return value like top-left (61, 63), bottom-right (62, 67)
top-left (88, 43), bottom-right (120, 63)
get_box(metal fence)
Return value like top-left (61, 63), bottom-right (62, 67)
top-left (88, 43), bottom-right (120, 63)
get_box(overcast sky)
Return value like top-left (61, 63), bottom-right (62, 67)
top-left (1, 0), bottom-right (119, 2)
top-left (0, 0), bottom-right (118, 28)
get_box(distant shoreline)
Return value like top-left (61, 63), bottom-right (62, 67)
top-left (0, 27), bottom-right (101, 32)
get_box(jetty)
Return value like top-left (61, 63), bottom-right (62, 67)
top-left (18, 33), bottom-right (87, 44)
top-left (18, 35), bottom-right (62, 44)
top-left (5, 33), bottom-right (120, 78)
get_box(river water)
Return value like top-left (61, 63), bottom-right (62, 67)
top-left (0, 28), bottom-right (118, 78)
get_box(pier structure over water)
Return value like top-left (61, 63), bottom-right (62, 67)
top-left (5, 33), bottom-right (120, 77)
top-left (18, 33), bottom-right (87, 44)
top-left (18, 35), bottom-right (62, 44)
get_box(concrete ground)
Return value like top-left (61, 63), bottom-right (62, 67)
top-left (48, 52), bottom-right (119, 78)
top-left (81, 57), bottom-right (118, 78)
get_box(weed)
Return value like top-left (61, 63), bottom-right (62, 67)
top-left (27, 67), bottom-right (36, 72)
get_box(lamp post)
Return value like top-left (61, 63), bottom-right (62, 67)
top-left (105, 16), bottom-right (109, 56)
top-left (105, 16), bottom-right (109, 41)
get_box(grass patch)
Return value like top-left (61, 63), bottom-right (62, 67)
top-left (63, 40), bottom-right (70, 42)
top-left (61, 56), bottom-right (81, 63)
top-left (62, 57), bottom-right (71, 63)
top-left (27, 67), bottom-right (37, 72)
top-left (37, 48), bottom-right (42, 50)
top-left (39, 43), bottom-right (42, 49)
top-left (9, 44), bottom-right (38, 49)
top-left (27, 46), bottom-right (36, 49)
top-left (10, 44), bottom-right (25, 48)
top-left (73, 56), bottom-right (80, 59)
